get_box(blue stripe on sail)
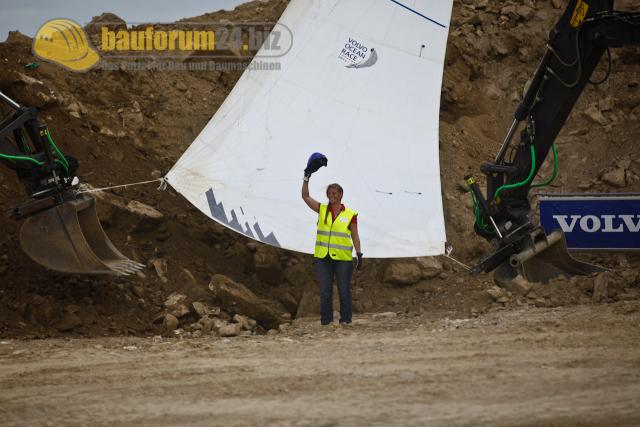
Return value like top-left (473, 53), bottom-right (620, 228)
top-left (388, 0), bottom-right (446, 28)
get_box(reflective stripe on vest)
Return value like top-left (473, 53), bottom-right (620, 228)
top-left (314, 203), bottom-right (357, 261)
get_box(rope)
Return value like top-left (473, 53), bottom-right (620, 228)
top-left (444, 244), bottom-right (471, 271)
top-left (76, 177), bottom-right (167, 194)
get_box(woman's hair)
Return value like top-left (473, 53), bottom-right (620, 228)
top-left (326, 183), bottom-right (343, 197)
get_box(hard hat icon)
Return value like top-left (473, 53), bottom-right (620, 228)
top-left (33, 19), bottom-right (100, 72)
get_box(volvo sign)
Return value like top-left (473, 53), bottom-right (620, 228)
top-left (539, 194), bottom-right (640, 250)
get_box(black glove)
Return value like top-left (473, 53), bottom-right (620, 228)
top-left (304, 152), bottom-right (328, 179)
top-left (354, 252), bottom-right (363, 270)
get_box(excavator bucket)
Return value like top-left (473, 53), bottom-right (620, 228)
top-left (19, 195), bottom-right (145, 275)
top-left (508, 229), bottom-right (605, 283)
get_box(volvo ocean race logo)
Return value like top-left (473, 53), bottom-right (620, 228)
top-left (339, 37), bottom-right (377, 69)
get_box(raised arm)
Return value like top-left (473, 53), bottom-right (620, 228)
top-left (301, 178), bottom-right (320, 213)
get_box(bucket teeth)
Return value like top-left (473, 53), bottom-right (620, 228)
top-left (20, 194), bottom-right (144, 276)
top-left (129, 261), bottom-right (146, 270)
top-left (127, 260), bottom-right (146, 271)
top-left (110, 260), bottom-right (144, 275)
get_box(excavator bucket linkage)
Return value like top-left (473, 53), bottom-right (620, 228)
top-left (19, 195), bottom-right (145, 275)
top-left (473, 226), bottom-right (606, 283)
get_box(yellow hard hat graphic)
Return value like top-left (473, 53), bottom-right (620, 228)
top-left (33, 19), bottom-right (100, 72)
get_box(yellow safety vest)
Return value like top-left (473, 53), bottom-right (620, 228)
top-left (314, 204), bottom-right (357, 261)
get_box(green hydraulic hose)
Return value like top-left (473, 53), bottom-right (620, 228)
top-left (493, 145), bottom-right (536, 201)
top-left (531, 144), bottom-right (558, 188)
top-left (472, 144), bottom-right (556, 234)
top-left (0, 152), bottom-right (44, 165)
top-left (55, 158), bottom-right (69, 175)
top-left (470, 191), bottom-right (494, 235)
top-left (45, 129), bottom-right (69, 168)
top-left (2, 131), bottom-right (71, 173)
top-left (19, 133), bottom-right (30, 153)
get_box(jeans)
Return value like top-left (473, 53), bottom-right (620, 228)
top-left (315, 256), bottom-right (353, 324)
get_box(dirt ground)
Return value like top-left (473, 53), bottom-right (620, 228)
top-left (1, 302), bottom-right (639, 427)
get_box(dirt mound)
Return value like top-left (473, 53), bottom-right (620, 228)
top-left (1, 0), bottom-right (639, 338)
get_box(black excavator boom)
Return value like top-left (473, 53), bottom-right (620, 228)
top-left (467, 0), bottom-right (640, 281)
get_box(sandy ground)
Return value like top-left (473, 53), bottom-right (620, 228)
top-left (1, 303), bottom-right (639, 427)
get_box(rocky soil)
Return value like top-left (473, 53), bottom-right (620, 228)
top-left (1, 0), bottom-right (639, 425)
top-left (0, 0), bottom-right (638, 344)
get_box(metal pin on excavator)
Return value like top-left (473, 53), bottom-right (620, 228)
top-left (0, 90), bottom-right (144, 275)
top-left (466, 0), bottom-right (640, 283)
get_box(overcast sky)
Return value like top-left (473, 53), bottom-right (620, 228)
top-left (1, 0), bottom-right (251, 40)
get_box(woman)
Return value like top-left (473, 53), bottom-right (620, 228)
top-left (302, 172), bottom-right (362, 325)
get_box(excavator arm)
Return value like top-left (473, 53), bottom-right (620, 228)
top-left (0, 90), bottom-right (144, 275)
top-left (466, 0), bottom-right (640, 281)
top-left (0, 91), bottom-right (77, 212)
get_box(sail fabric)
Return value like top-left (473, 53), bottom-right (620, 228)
top-left (166, 0), bottom-right (453, 258)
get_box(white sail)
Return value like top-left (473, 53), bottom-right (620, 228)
top-left (166, 0), bottom-right (453, 258)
